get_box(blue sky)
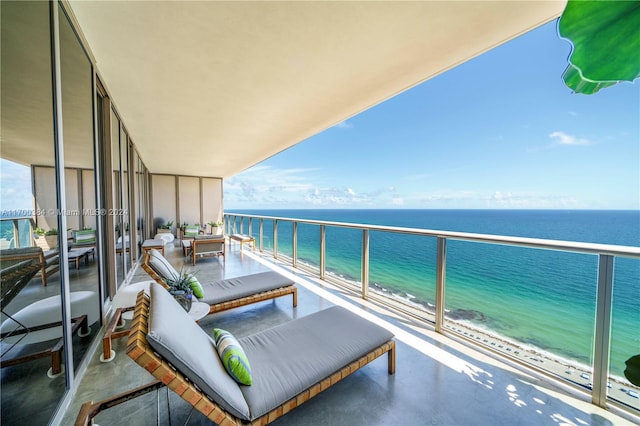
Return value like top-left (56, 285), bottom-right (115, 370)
top-left (224, 20), bottom-right (639, 210)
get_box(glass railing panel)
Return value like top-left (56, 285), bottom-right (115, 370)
top-left (225, 212), bottom-right (639, 416)
top-left (235, 217), bottom-right (249, 235)
top-left (276, 220), bottom-right (293, 261)
top-left (609, 257), bottom-right (640, 411)
top-left (324, 226), bottom-right (362, 291)
top-left (17, 219), bottom-right (32, 248)
top-left (444, 240), bottom-right (599, 388)
top-left (247, 221), bottom-right (260, 246)
top-left (0, 219), bottom-right (16, 248)
top-left (260, 219), bottom-right (274, 253)
top-left (368, 231), bottom-right (437, 321)
top-left (296, 222), bottom-right (320, 275)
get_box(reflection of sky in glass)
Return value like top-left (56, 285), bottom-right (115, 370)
top-left (0, 159), bottom-right (32, 212)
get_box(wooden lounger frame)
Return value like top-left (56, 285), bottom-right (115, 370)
top-left (101, 254), bottom-right (297, 362)
top-left (139, 253), bottom-right (298, 316)
top-left (77, 291), bottom-right (395, 425)
top-left (1, 247), bottom-right (59, 287)
top-left (1, 314), bottom-right (88, 377)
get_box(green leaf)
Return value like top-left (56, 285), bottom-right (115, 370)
top-left (625, 354), bottom-right (640, 387)
top-left (558, 0), bottom-right (640, 94)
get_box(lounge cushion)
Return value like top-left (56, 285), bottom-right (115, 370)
top-left (239, 306), bottom-right (394, 419)
top-left (74, 229), bottom-right (96, 244)
top-left (146, 282), bottom-right (250, 420)
top-left (200, 271), bottom-right (294, 305)
top-left (147, 249), bottom-right (179, 283)
top-left (154, 233), bottom-right (175, 245)
top-left (184, 226), bottom-right (199, 237)
top-left (213, 328), bottom-right (253, 385)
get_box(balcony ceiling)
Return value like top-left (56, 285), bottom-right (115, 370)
top-left (62, 1), bottom-right (564, 178)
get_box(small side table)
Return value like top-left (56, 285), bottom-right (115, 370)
top-left (188, 301), bottom-right (209, 322)
top-left (142, 239), bottom-right (165, 256)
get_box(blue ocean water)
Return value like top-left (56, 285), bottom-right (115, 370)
top-left (230, 209), bottom-right (639, 377)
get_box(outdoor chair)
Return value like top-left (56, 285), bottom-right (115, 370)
top-left (76, 283), bottom-right (395, 425)
top-left (100, 249), bottom-right (297, 362)
top-left (190, 235), bottom-right (225, 265)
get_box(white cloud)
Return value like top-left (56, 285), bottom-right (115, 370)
top-left (0, 159), bottom-right (33, 211)
top-left (224, 164), bottom-right (584, 210)
top-left (394, 189), bottom-right (581, 209)
top-left (225, 165), bottom-right (402, 208)
top-left (549, 131), bottom-right (590, 146)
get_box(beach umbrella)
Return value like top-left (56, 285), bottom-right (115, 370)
top-left (558, 0), bottom-right (640, 94)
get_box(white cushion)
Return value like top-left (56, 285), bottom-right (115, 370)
top-left (154, 233), bottom-right (175, 245)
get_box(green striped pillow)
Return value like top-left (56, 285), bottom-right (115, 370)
top-left (189, 277), bottom-right (204, 299)
top-left (213, 328), bottom-right (252, 385)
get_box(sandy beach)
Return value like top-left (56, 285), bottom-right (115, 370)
top-left (369, 283), bottom-right (640, 411)
top-left (300, 263), bottom-right (640, 411)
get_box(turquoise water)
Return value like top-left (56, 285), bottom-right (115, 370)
top-left (230, 209), bottom-right (639, 378)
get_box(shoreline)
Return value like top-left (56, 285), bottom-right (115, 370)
top-left (293, 260), bottom-right (640, 408)
top-left (369, 282), bottom-right (640, 407)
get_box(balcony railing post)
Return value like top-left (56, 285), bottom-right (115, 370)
top-left (259, 219), bottom-right (263, 252)
top-left (292, 221), bottom-right (298, 267)
top-left (273, 219), bottom-right (278, 259)
top-left (248, 217), bottom-right (253, 236)
top-left (593, 254), bottom-right (614, 408)
top-left (12, 220), bottom-right (19, 248)
top-left (362, 229), bottom-right (369, 300)
top-left (320, 224), bottom-right (326, 280)
top-left (435, 237), bottom-right (447, 333)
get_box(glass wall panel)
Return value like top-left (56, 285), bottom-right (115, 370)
top-left (59, 1), bottom-right (101, 370)
top-left (1, 1), bottom-right (64, 423)
top-left (135, 155), bottom-right (148, 256)
top-left (120, 134), bottom-right (131, 270)
top-left (111, 108), bottom-right (124, 286)
top-left (95, 89), bottom-right (110, 303)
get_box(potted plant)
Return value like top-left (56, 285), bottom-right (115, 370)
top-left (157, 220), bottom-right (174, 235)
top-left (34, 227), bottom-right (59, 250)
top-left (208, 220), bottom-right (224, 235)
top-left (166, 266), bottom-right (196, 312)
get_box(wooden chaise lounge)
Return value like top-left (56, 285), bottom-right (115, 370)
top-left (1, 247), bottom-right (59, 286)
top-left (101, 249), bottom-right (297, 362)
top-left (77, 283), bottom-right (396, 425)
top-left (141, 249), bottom-right (297, 315)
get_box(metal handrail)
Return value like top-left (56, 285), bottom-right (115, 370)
top-left (225, 211), bottom-right (639, 411)
top-left (226, 212), bottom-right (640, 258)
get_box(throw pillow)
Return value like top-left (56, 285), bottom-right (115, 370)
top-left (189, 276), bottom-right (204, 299)
top-left (213, 328), bottom-right (252, 385)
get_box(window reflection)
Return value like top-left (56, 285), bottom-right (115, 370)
top-left (1, 1), bottom-right (65, 423)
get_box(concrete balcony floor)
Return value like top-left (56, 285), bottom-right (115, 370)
top-left (61, 243), bottom-right (637, 425)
